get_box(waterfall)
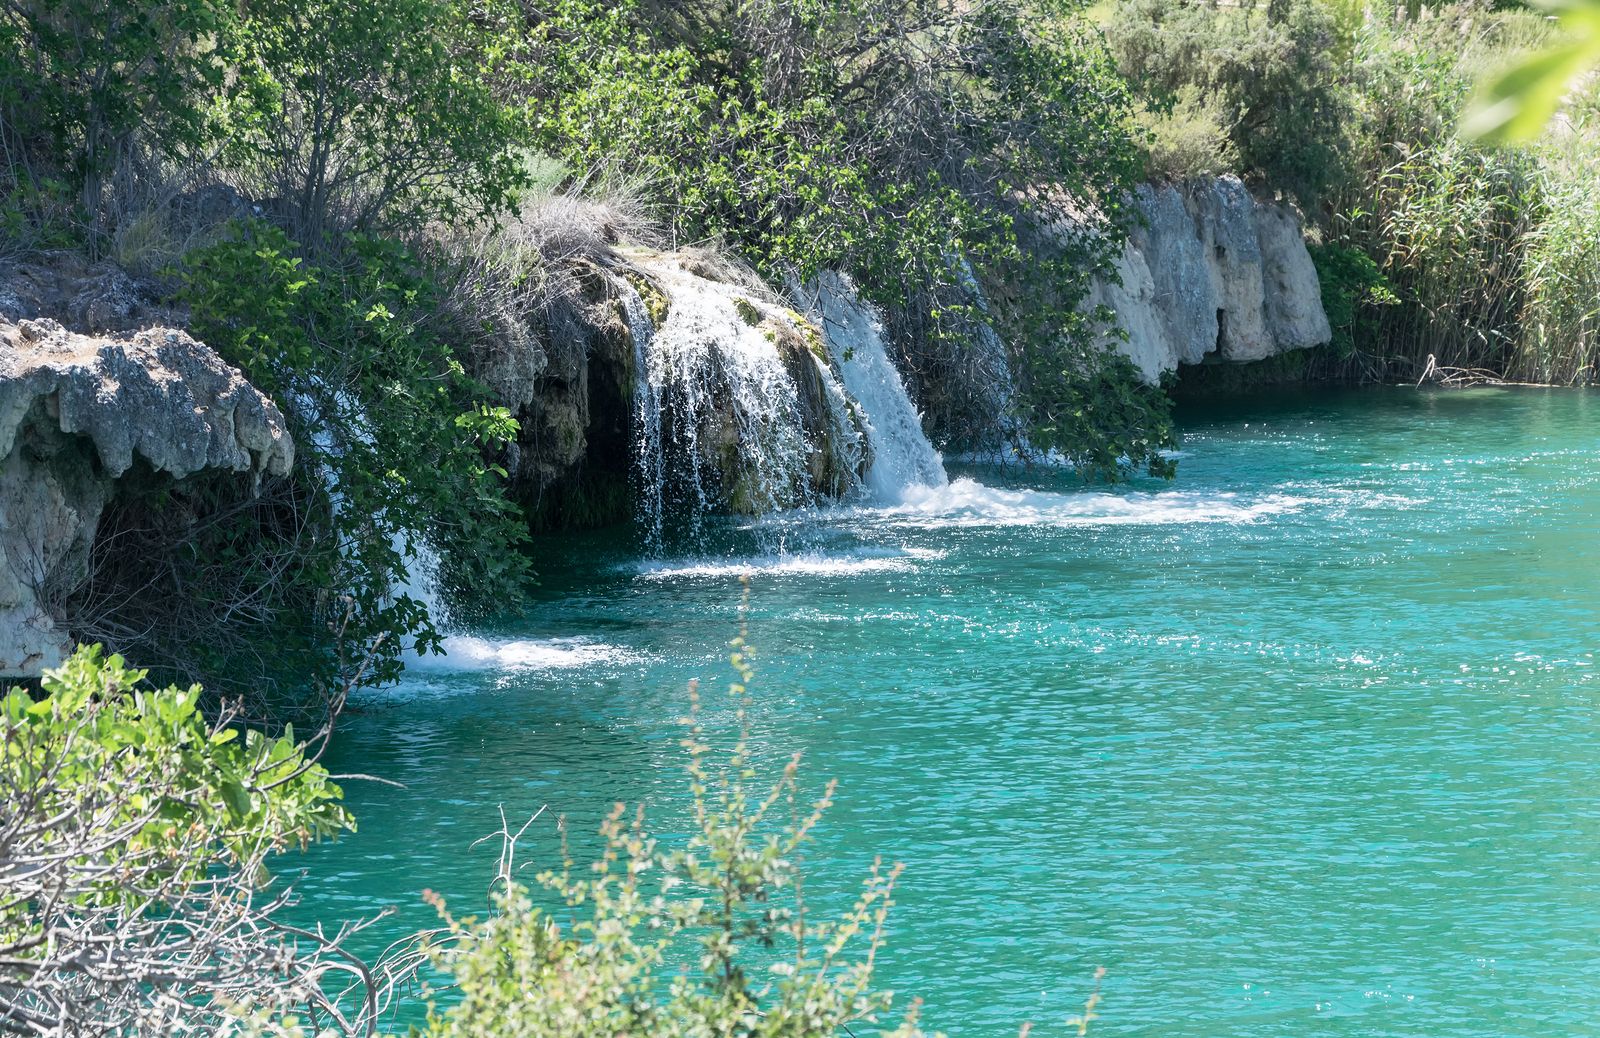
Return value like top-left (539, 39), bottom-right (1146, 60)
top-left (794, 272), bottom-right (947, 501)
top-left (288, 380), bottom-right (448, 641)
top-left (621, 256), bottom-right (864, 545)
top-left (391, 533), bottom-right (446, 628)
top-left (619, 283), bottom-right (668, 547)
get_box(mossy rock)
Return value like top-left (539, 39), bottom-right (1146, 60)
top-left (620, 269), bottom-right (671, 329)
top-left (785, 309), bottom-right (830, 363)
top-left (733, 296), bottom-right (763, 327)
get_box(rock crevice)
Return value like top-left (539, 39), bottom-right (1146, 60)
top-left (1091, 176), bottom-right (1331, 382)
top-left (0, 318), bottom-right (293, 676)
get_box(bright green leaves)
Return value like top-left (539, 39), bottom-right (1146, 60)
top-left (219, 778), bottom-right (253, 822)
top-left (1, 646), bottom-right (354, 1032)
top-left (1464, 0), bottom-right (1600, 142)
top-left (3, 644), bottom-right (352, 876)
top-left (179, 220), bottom-right (528, 699)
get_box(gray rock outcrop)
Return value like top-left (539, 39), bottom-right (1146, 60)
top-left (1094, 177), bottom-right (1330, 382)
top-left (1, 319), bottom-right (293, 676)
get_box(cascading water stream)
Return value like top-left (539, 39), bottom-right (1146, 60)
top-left (793, 272), bottom-right (948, 501)
top-left (290, 380), bottom-right (453, 648)
top-left (619, 282), bottom-right (667, 547)
top-left (621, 256), bottom-right (864, 548)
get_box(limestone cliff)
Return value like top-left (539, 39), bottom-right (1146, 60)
top-left (1091, 177), bottom-right (1331, 382)
top-left (0, 318), bottom-right (293, 676)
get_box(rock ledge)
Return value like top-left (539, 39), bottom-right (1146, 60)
top-left (1, 318), bottom-right (293, 676)
top-left (1091, 176), bottom-right (1332, 382)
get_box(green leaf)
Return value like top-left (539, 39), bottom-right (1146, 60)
top-left (1463, 0), bottom-right (1600, 142)
top-left (220, 779), bottom-right (252, 821)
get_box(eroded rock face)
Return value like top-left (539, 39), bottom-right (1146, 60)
top-left (1132, 183), bottom-right (1217, 368)
top-left (491, 250), bottom-right (873, 531)
top-left (491, 261), bottom-right (637, 530)
top-left (0, 319), bottom-right (293, 676)
top-left (1254, 200), bottom-right (1332, 354)
top-left (1085, 241), bottom-right (1169, 384)
top-left (1094, 176), bottom-right (1331, 381)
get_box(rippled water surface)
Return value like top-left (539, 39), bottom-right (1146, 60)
top-left (298, 387), bottom-right (1600, 1035)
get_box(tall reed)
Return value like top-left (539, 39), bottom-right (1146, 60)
top-left (1514, 105), bottom-right (1600, 384)
top-left (1327, 6), bottom-right (1599, 384)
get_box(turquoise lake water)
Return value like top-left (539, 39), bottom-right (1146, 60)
top-left (297, 386), bottom-right (1600, 1035)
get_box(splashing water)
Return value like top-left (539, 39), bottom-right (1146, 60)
top-left (623, 256), bottom-right (863, 546)
top-left (795, 272), bottom-right (947, 500)
top-left (880, 477), bottom-right (1307, 530)
top-left (405, 635), bottom-right (639, 674)
top-left (619, 282), bottom-right (668, 547)
top-left (392, 534), bottom-right (446, 630)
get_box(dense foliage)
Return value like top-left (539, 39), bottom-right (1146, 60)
top-left (0, 647), bottom-right (358, 1035)
top-left (512, 0), bottom-right (1171, 469)
top-left (223, 0), bottom-right (528, 237)
top-left (1307, 241), bottom-right (1398, 359)
top-left (0, 0), bottom-right (234, 219)
top-left (1107, 0), bottom-right (1353, 210)
top-left (176, 221), bottom-right (527, 707)
top-left (1332, 5), bottom-right (1600, 382)
top-left (0, 0), bottom-right (1190, 700)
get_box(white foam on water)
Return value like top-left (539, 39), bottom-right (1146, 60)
top-left (866, 477), bottom-right (1307, 530)
top-left (408, 635), bottom-right (642, 673)
top-left (634, 546), bottom-right (947, 581)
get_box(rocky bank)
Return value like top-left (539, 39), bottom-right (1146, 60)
top-left (1090, 176), bottom-right (1331, 382)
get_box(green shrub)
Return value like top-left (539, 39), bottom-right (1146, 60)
top-left (1016, 336), bottom-right (1178, 480)
top-left (1133, 86), bottom-right (1240, 181)
top-left (175, 221), bottom-right (528, 705)
top-left (0, 0), bottom-right (237, 216)
top-left (1323, 8), bottom-right (1569, 378)
top-left (225, 0), bottom-right (528, 237)
top-left (0, 645), bottom-right (355, 1033)
top-left (0, 168), bottom-right (80, 257)
top-left (1106, 0), bottom-right (1353, 210)
top-left (1309, 241), bottom-right (1398, 358)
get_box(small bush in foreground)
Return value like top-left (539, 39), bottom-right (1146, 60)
top-left (0, 646), bottom-right (359, 1036)
top-left (409, 623), bottom-right (938, 1038)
